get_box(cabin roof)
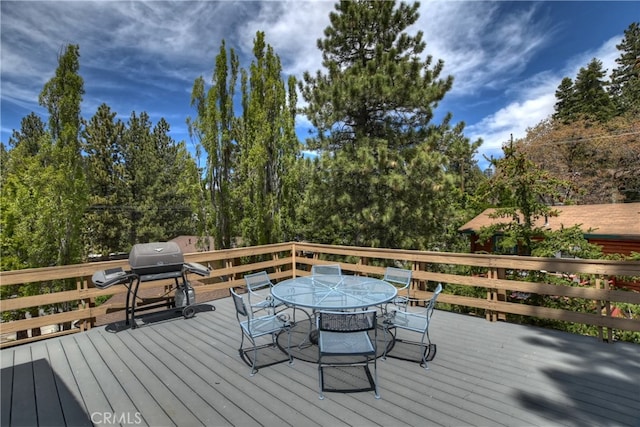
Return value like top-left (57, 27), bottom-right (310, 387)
top-left (459, 202), bottom-right (640, 239)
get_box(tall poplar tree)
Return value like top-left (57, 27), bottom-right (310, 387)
top-left (236, 31), bottom-right (300, 246)
top-left (1, 45), bottom-right (86, 335)
top-left (189, 41), bottom-right (239, 249)
top-left (299, 0), bottom-right (477, 249)
top-left (36, 44), bottom-right (87, 266)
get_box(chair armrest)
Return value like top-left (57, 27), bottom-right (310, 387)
top-left (391, 297), bottom-right (431, 313)
top-left (383, 310), bottom-right (429, 331)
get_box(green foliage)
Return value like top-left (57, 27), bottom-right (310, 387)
top-left (476, 141), bottom-right (574, 255)
top-left (553, 58), bottom-right (615, 123)
top-left (301, 0), bottom-right (453, 151)
top-left (235, 32), bottom-right (300, 246)
top-left (609, 22), bottom-right (640, 117)
top-left (531, 225), bottom-right (604, 259)
top-left (298, 0), bottom-right (482, 249)
top-left (188, 33), bottom-right (300, 248)
top-left (39, 44), bottom-right (84, 150)
top-left (188, 40), bottom-right (239, 249)
top-left (82, 104), bottom-right (129, 255)
top-left (553, 77), bottom-right (577, 124)
top-left (2, 44), bottom-right (88, 269)
top-left (554, 22), bottom-right (639, 123)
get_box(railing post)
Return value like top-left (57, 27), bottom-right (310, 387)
top-left (410, 262), bottom-right (419, 300)
top-left (225, 259), bottom-right (234, 282)
top-left (486, 268), bottom-right (506, 322)
top-left (272, 252), bottom-right (281, 274)
top-left (596, 275), bottom-right (614, 343)
top-left (358, 257), bottom-right (369, 276)
top-left (291, 243), bottom-right (297, 278)
top-left (81, 275), bottom-right (93, 331)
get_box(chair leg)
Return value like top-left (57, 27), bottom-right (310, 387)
top-left (382, 326), bottom-right (395, 360)
top-left (318, 364), bottom-right (324, 400)
top-left (287, 329), bottom-right (294, 366)
top-left (420, 330), bottom-right (436, 370)
top-left (250, 337), bottom-right (259, 376)
top-left (237, 333), bottom-right (259, 376)
top-left (373, 357), bottom-right (380, 399)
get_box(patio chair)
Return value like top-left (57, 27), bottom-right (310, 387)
top-left (311, 264), bottom-right (342, 276)
top-left (382, 283), bottom-right (442, 371)
top-left (383, 267), bottom-right (412, 311)
top-left (229, 288), bottom-right (293, 376)
top-left (244, 271), bottom-right (284, 315)
top-left (317, 310), bottom-right (379, 399)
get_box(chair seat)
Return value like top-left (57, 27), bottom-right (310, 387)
top-left (241, 315), bottom-right (288, 338)
top-left (319, 331), bottom-right (375, 355)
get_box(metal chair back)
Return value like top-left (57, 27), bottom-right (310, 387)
top-left (311, 264), bottom-right (342, 275)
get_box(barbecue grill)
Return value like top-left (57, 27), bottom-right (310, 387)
top-left (92, 241), bottom-right (211, 328)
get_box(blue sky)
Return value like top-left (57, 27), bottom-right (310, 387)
top-left (1, 1), bottom-right (638, 169)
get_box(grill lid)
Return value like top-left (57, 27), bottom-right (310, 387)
top-left (129, 242), bottom-right (184, 275)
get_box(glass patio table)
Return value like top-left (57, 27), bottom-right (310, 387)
top-left (271, 274), bottom-right (398, 311)
top-left (272, 274), bottom-right (398, 359)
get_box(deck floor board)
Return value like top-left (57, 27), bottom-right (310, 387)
top-left (1, 297), bottom-right (639, 427)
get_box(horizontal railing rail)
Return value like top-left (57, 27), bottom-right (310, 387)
top-left (1, 242), bottom-right (639, 347)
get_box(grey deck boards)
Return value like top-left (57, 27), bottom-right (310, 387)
top-left (1, 296), bottom-right (639, 427)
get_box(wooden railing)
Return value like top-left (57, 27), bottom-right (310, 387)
top-left (1, 242), bottom-right (639, 348)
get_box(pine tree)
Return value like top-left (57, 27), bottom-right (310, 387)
top-left (554, 59), bottom-right (616, 123)
top-left (553, 77), bottom-right (576, 123)
top-left (609, 22), bottom-right (640, 117)
top-left (301, 0), bottom-right (452, 151)
top-left (572, 58), bottom-right (615, 122)
top-left (298, 0), bottom-right (476, 249)
top-left (82, 104), bottom-right (128, 255)
top-left (121, 111), bottom-right (154, 244)
top-left (148, 118), bottom-right (198, 240)
top-left (117, 112), bottom-right (197, 245)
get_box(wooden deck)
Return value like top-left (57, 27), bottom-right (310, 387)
top-left (2, 295), bottom-right (639, 427)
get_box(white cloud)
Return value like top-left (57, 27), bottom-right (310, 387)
top-left (240, 0), bottom-right (333, 77)
top-left (468, 91), bottom-right (556, 152)
top-left (466, 34), bottom-right (624, 165)
top-left (417, 1), bottom-right (554, 95)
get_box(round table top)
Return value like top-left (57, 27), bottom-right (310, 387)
top-left (271, 275), bottom-right (398, 310)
